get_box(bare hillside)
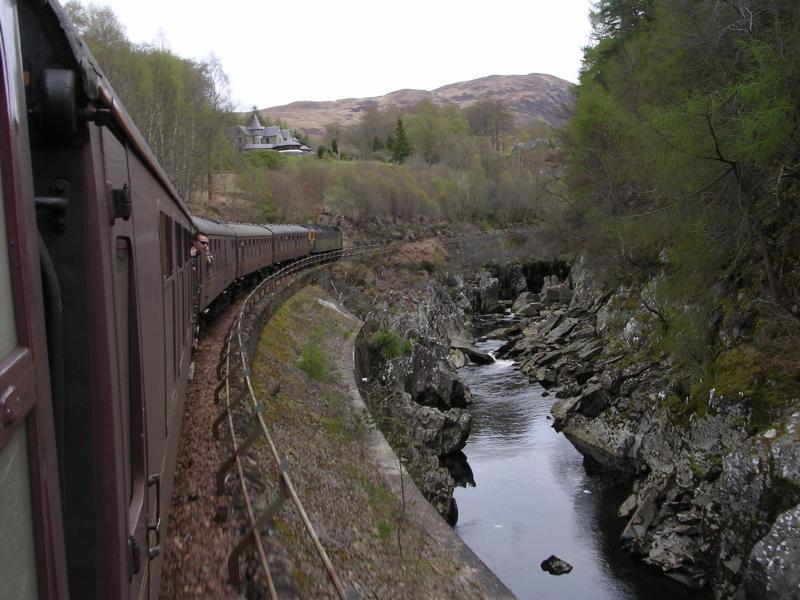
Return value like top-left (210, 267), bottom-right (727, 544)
top-left (251, 73), bottom-right (574, 137)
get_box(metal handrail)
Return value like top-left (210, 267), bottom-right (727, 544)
top-left (221, 331), bottom-right (278, 598)
top-left (217, 255), bottom-right (351, 598)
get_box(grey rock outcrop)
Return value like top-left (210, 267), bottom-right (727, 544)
top-left (356, 282), bottom-right (474, 524)
top-left (490, 258), bottom-right (800, 598)
top-left (471, 270), bottom-right (502, 314)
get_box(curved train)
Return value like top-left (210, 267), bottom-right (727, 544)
top-left (191, 218), bottom-right (341, 318)
top-left (0, 1), bottom-right (340, 598)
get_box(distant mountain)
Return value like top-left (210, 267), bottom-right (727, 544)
top-left (252, 73), bottom-right (574, 138)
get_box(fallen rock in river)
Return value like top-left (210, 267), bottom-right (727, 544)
top-left (481, 324), bottom-right (521, 340)
top-left (540, 555), bottom-right (573, 575)
top-left (494, 335), bottom-right (521, 358)
top-left (452, 344), bottom-right (495, 365)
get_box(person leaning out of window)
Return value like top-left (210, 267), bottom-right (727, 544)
top-left (191, 233), bottom-right (214, 267)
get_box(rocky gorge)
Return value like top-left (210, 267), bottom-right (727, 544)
top-left (467, 260), bottom-right (800, 599)
top-left (352, 250), bottom-right (799, 599)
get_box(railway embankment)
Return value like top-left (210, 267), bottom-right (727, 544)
top-left (233, 282), bottom-right (510, 598)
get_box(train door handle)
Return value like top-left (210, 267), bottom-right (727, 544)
top-left (147, 474), bottom-right (161, 560)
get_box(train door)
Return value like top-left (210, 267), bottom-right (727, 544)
top-left (0, 6), bottom-right (68, 597)
top-left (0, 125), bottom-right (66, 600)
top-left (102, 128), bottom-right (150, 599)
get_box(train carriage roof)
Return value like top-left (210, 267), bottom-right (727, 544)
top-left (227, 223), bottom-right (273, 238)
top-left (264, 225), bottom-right (309, 235)
top-left (191, 216), bottom-right (237, 237)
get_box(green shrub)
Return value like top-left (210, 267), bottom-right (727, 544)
top-left (297, 340), bottom-right (331, 381)
top-left (368, 329), bottom-right (413, 360)
top-left (243, 149), bottom-right (288, 170)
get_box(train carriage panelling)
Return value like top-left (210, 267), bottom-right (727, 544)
top-left (100, 126), bottom-right (153, 600)
top-left (127, 148), bottom-right (194, 599)
top-left (11, 0), bottom-right (195, 597)
top-left (159, 212), bottom-right (176, 437)
top-left (27, 104), bottom-right (130, 596)
top-left (192, 216), bottom-right (237, 312)
top-left (266, 225), bottom-right (310, 263)
top-left (230, 223), bottom-right (273, 279)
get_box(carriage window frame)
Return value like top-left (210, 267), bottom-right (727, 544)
top-left (159, 213), bottom-right (173, 278)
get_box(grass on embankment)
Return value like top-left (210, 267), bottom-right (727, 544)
top-left (248, 285), bottom-right (486, 599)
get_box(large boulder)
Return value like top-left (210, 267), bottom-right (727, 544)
top-left (402, 401), bottom-right (472, 455)
top-left (539, 275), bottom-right (573, 305)
top-left (406, 352), bottom-right (472, 409)
top-left (472, 270), bottom-right (502, 313)
top-left (452, 344), bottom-right (495, 365)
top-left (576, 383), bottom-right (609, 418)
top-left (741, 504), bottom-right (800, 598)
top-left (714, 411), bottom-right (800, 598)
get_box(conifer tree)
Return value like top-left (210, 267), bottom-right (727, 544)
top-left (390, 118), bottom-right (412, 164)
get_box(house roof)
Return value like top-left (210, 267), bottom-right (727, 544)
top-left (249, 114), bottom-right (263, 130)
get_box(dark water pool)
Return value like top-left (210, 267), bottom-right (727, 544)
top-left (454, 340), bottom-right (709, 600)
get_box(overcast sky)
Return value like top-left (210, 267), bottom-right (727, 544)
top-left (84, 0), bottom-right (595, 110)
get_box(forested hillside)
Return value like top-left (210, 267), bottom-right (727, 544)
top-left (232, 98), bottom-right (563, 227)
top-left (565, 0), bottom-right (800, 420)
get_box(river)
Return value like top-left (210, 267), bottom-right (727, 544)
top-left (454, 339), bottom-right (709, 600)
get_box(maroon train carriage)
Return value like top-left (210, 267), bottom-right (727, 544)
top-left (191, 216), bottom-right (237, 314)
top-left (1, 3), bottom-right (346, 599)
top-left (306, 224), bottom-right (342, 254)
top-left (230, 222), bottom-right (274, 281)
top-left (267, 224), bottom-right (311, 264)
top-left (2, 1), bottom-right (197, 598)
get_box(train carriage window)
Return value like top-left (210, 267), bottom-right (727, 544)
top-left (181, 227), bottom-right (190, 267)
top-left (0, 153), bottom-right (38, 600)
top-left (0, 179), bottom-right (16, 357)
top-left (114, 239), bottom-right (138, 503)
top-left (159, 214), bottom-right (173, 278)
top-left (173, 222), bottom-right (179, 268)
top-left (113, 238), bottom-right (147, 592)
top-left (0, 427), bottom-right (39, 599)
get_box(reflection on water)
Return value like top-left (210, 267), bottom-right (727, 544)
top-left (455, 340), bottom-right (709, 600)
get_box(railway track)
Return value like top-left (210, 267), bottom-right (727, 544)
top-left (163, 227), bottom-right (538, 598)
